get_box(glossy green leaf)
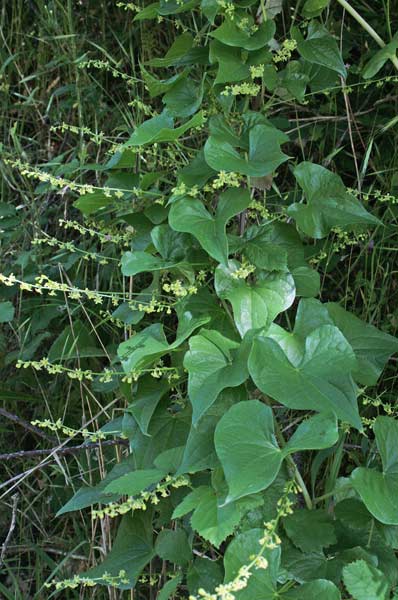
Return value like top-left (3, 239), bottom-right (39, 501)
top-left (215, 261), bottom-right (295, 336)
top-left (249, 325), bottom-right (362, 429)
top-left (289, 161), bottom-right (380, 238)
top-left (351, 417), bottom-right (398, 524)
top-left (169, 188), bottom-right (251, 265)
top-left (163, 77), bottom-right (203, 118)
top-left (343, 559), bottom-right (390, 600)
top-left (184, 329), bottom-right (249, 423)
top-left (297, 21), bottom-right (347, 77)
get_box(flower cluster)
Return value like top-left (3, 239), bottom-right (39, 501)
top-left (250, 64), bottom-right (265, 80)
top-left (50, 123), bottom-right (105, 145)
top-left (273, 39), bottom-right (297, 63)
top-left (78, 59), bottom-right (137, 87)
top-left (231, 259), bottom-right (256, 280)
top-left (162, 279), bottom-right (198, 298)
top-left (32, 235), bottom-right (114, 265)
top-left (31, 417), bottom-right (111, 442)
top-left (221, 83), bottom-right (260, 97)
top-left (92, 475), bottom-right (190, 519)
top-left (59, 219), bottom-right (133, 246)
top-left (211, 171), bottom-right (242, 190)
top-left (45, 570), bottom-right (130, 591)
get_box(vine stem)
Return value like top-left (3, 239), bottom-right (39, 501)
top-left (336, 0), bottom-right (398, 71)
top-left (274, 419), bottom-right (313, 510)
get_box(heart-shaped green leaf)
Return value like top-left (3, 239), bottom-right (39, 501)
top-left (351, 417), bottom-right (398, 525)
top-left (184, 329), bottom-right (249, 423)
top-left (289, 162), bottom-right (380, 238)
top-left (215, 261), bottom-right (295, 336)
top-left (169, 188), bottom-right (250, 265)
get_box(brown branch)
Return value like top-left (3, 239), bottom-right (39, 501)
top-left (0, 439), bottom-right (129, 461)
top-left (0, 407), bottom-right (57, 442)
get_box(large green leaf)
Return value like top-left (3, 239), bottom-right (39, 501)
top-left (83, 511), bottom-right (154, 589)
top-left (296, 21), bottom-right (347, 77)
top-left (205, 124), bottom-right (289, 177)
top-left (215, 401), bottom-right (338, 501)
top-left (289, 162), bottom-right (380, 238)
top-left (343, 559), bottom-right (390, 600)
top-left (184, 329), bottom-right (249, 423)
top-left (209, 40), bottom-right (250, 84)
top-left (351, 417), bottom-right (398, 525)
top-left (169, 188), bottom-right (250, 265)
top-left (155, 529), bottom-right (191, 565)
top-left (215, 261), bottom-right (295, 336)
top-left (148, 33), bottom-right (193, 67)
top-left (248, 324), bottom-right (362, 429)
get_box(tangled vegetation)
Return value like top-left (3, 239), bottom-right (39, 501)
top-left (1, 1), bottom-right (398, 598)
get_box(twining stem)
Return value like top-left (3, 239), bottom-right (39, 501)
top-left (336, 0), bottom-right (398, 71)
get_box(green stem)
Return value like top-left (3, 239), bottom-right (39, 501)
top-left (336, 0), bottom-right (398, 71)
top-left (274, 420), bottom-right (313, 510)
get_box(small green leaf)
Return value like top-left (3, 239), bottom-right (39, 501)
top-left (215, 261), bottom-right (295, 337)
top-left (158, 575), bottom-right (183, 600)
top-left (297, 21), bottom-right (347, 78)
top-left (127, 376), bottom-right (168, 435)
top-left (169, 188), bottom-right (250, 265)
top-left (0, 301), bottom-right (14, 323)
top-left (343, 559), bottom-right (390, 600)
top-left (148, 33), bottom-right (193, 67)
top-left (301, 0), bottom-right (329, 19)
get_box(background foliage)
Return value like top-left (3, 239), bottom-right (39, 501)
top-left (1, 0), bottom-right (398, 598)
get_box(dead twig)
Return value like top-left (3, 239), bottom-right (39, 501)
top-left (0, 493), bottom-right (19, 567)
top-left (0, 438), bottom-right (129, 461)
